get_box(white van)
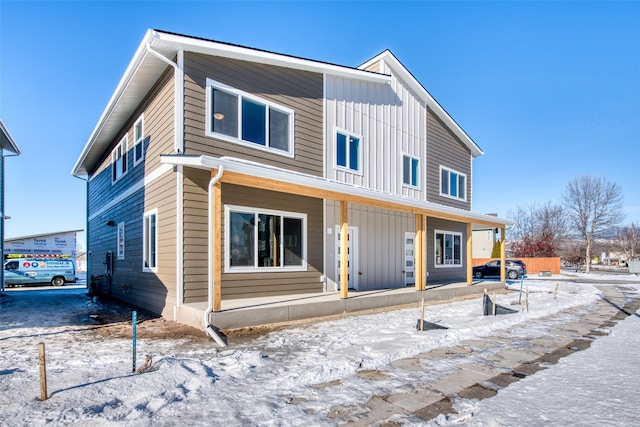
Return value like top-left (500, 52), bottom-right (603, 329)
top-left (3, 258), bottom-right (76, 287)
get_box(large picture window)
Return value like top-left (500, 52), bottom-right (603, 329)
top-left (440, 166), bottom-right (466, 201)
top-left (206, 78), bottom-right (294, 156)
top-left (111, 136), bottom-right (127, 183)
top-left (335, 130), bottom-right (361, 172)
top-left (143, 209), bottom-right (157, 272)
top-left (225, 205), bottom-right (306, 272)
top-left (434, 230), bottom-right (462, 267)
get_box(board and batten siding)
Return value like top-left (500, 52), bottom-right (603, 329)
top-left (181, 172), bottom-right (324, 303)
top-left (325, 71), bottom-right (426, 199)
top-left (87, 67), bottom-right (177, 317)
top-left (425, 217), bottom-right (467, 284)
top-left (425, 107), bottom-right (472, 210)
top-left (324, 201), bottom-right (414, 291)
top-left (182, 53), bottom-right (324, 176)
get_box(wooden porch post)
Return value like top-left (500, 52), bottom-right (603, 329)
top-left (212, 179), bottom-right (222, 312)
top-left (340, 200), bottom-right (349, 299)
top-left (466, 222), bottom-right (473, 285)
top-left (500, 227), bottom-right (506, 283)
top-left (415, 214), bottom-right (425, 291)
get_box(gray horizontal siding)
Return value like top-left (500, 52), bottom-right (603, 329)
top-left (183, 53), bottom-right (324, 176)
top-left (181, 169), bottom-right (323, 303)
top-left (426, 107), bottom-right (472, 210)
top-left (426, 217), bottom-right (467, 284)
top-left (87, 67), bottom-right (177, 317)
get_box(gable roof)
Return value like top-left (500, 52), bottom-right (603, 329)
top-left (359, 51), bottom-right (483, 157)
top-left (72, 29), bottom-right (481, 176)
top-left (0, 118), bottom-right (22, 155)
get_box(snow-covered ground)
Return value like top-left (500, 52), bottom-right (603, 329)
top-left (1, 273), bottom-right (639, 426)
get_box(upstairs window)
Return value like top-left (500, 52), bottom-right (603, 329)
top-left (206, 78), bottom-right (294, 157)
top-left (440, 166), bottom-right (466, 201)
top-left (336, 130), bottom-right (361, 172)
top-left (133, 115), bottom-right (144, 166)
top-left (111, 136), bottom-right (127, 183)
top-left (403, 155), bottom-right (420, 187)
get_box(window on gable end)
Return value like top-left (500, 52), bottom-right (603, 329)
top-left (133, 115), bottom-right (144, 166)
top-left (440, 166), bottom-right (467, 201)
top-left (111, 136), bottom-right (127, 183)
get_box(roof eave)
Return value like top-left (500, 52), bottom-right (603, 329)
top-left (359, 51), bottom-right (484, 158)
top-left (0, 118), bottom-right (22, 155)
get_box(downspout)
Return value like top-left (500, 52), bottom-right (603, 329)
top-left (205, 166), bottom-right (226, 346)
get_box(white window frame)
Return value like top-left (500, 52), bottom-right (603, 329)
top-left (133, 114), bottom-right (144, 166)
top-left (224, 204), bottom-right (307, 273)
top-left (439, 166), bottom-right (467, 201)
top-left (117, 221), bottom-right (125, 260)
top-left (111, 135), bottom-right (128, 184)
top-left (334, 128), bottom-right (363, 175)
top-left (142, 209), bottom-right (158, 273)
top-left (205, 78), bottom-right (295, 158)
top-left (434, 229), bottom-right (463, 268)
top-left (402, 154), bottom-right (420, 188)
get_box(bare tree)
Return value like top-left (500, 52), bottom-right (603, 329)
top-left (616, 223), bottom-right (640, 262)
top-left (507, 202), bottom-right (568, 257)
top-left (562, 175), bottom-right (625, 273)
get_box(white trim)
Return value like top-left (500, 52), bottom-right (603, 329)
top-left (111, 134), bottom-right (128, 184)
top-left (401, 153), bottom-right (421, 189)
top-left (224, 204), bottom-right (307, 273)
top-left (142, 208), bottom-right (159, 273)
top-left (434, 229), bottom-right (463, 268)
top-left (160, 154), bottom-right (515, 228)
top-left (133, 114), bottom-right (145, 166)
top-left (439, 165), bottom-right (467, 202)
top-left (205, 78), bottom-right (295, 158)
top-left (88, 163), bottom-right (173, 222)
top-left (333, 127), bottom-right (363, 176)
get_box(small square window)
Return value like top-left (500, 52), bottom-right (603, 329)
top-left (440, 166), bottom-right (466, 201)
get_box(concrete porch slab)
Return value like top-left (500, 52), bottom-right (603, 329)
top-left (181, 280), bottom-right (506, 330)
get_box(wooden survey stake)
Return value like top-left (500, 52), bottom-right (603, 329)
top-left (38, 342), bottom-right (47, 401)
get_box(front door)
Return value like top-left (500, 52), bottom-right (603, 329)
top-left (336, 226), bottom-right (358, 291)
top-left (404, 232), bottom-right (415, 286)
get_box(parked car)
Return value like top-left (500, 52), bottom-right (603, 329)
top-left (473, 259), bottom-right (527, 280)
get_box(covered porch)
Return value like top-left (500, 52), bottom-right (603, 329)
top-left (161, 154), bottom-right (514, 332)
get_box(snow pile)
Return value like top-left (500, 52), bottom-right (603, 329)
top-left (1, 275), bottom-right (639, 426)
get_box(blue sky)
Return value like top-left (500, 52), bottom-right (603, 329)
top-left (1, 0), bottom-right (639, 240)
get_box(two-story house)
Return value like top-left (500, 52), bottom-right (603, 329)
top-left (72, 30), bottom-right (512, 333)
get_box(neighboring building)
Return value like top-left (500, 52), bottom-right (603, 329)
top-left (4, 230), bottom-right (81, 259)
top-left (472, 228), bottom-right (497, 259)
top-left (1, 118), bottom-right (22, 290)
top-left (72, 30), bottom-right (513, 331)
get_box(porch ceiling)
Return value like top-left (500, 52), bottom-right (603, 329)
top-left (160, 154), bottom-right (514, 229)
